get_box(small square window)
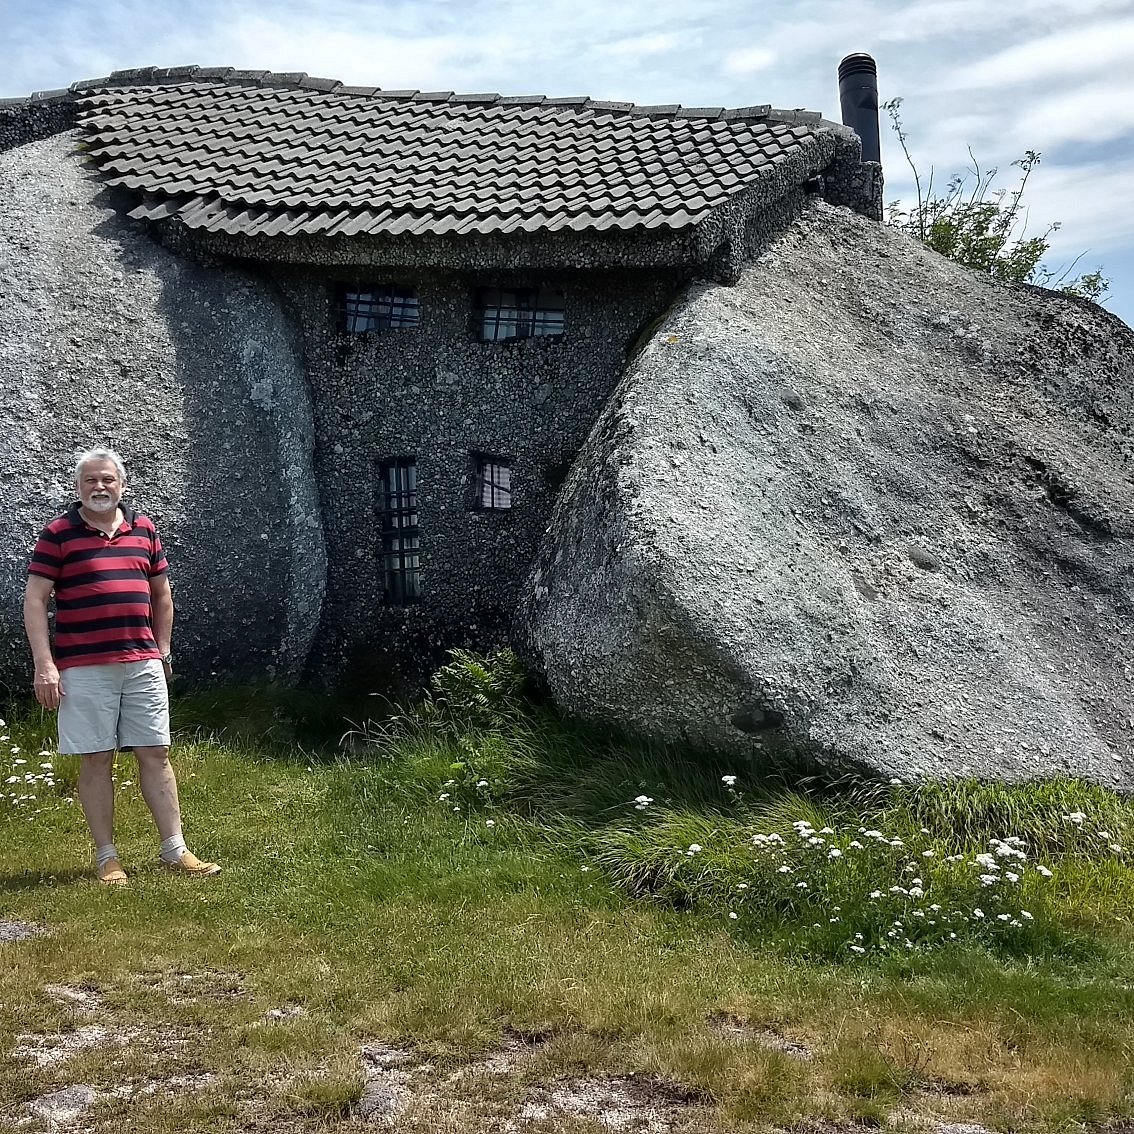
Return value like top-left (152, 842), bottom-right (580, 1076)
top-left (474, 456), bottom-right (512, 510)
top-left (377, 458), bottom-right (420, 602)
top-left (339, 284), bottom-right (419, 333)
top-left (477, 286), bottom-right (564, 342)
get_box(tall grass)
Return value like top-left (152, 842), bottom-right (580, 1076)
top-left (342, 650), bottom-right (1134, 967)
top-left (7, 657), bottom-right (1134, 1132)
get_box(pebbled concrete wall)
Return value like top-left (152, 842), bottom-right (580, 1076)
top-left (268, 266), bottom-right (679, 691)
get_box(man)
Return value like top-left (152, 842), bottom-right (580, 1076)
top-left (23, 448), bottom-right (220, 885)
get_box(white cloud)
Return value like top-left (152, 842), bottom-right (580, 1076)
top-left (595, 31), bottom-right (686, 58)
top-left (1007, 77), bottom-right (1134, 149)
top-left (722, 46), bottom-right (777, 76)
top-left (945, 17), bottom-right (1134, 89)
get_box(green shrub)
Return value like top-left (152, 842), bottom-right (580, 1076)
top-left (883, 97), bottom-right (1109, 302)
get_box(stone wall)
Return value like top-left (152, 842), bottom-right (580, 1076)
top-left (265, 265), bottom-right (681, 690)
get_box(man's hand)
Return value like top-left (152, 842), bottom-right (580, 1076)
top-left (33, 662), bottom-right (62, 710)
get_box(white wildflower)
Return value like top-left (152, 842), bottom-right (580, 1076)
top-left (721, 775), bottom-right (737, 786)
top-left (827, 848), bottom-right (842, 859)
top-left (1036, 865), bottom-right (1054, 878)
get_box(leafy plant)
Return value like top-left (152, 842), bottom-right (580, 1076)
top-left (883, 97), bottom-right (1109, 302)
top-left (427, 647), bottom-right (527, 731)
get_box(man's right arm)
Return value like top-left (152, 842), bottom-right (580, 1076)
top-left (23, 575), bottom-right (61, 710)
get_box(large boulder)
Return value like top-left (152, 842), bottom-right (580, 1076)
top-left (0, 132), bottom-right (325, 688)
top-left (520, 201), bottom-right (1134, 787)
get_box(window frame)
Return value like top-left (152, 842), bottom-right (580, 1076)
top-left (471, 452), bottom-right (514, 512)
top-left (475, 285), bottom-right (565, 343)
top-left (337, 283), bottom-right (420, 334)
top-left (377, 457), bottom-right (421, 604)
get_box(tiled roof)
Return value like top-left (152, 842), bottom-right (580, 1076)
top-left (64, 67), bottom-right (840, 239)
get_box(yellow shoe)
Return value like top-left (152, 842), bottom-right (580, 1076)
top-left (97, 858), bottom-right (128, 886)
top-left (163, 851), bottom-right (221, 877)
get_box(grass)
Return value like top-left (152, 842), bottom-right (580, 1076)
top-left (3, 655), bottom-right (1134, 1131)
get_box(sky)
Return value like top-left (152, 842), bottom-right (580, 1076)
top-left (3, 0), bottom-right (1133, 327)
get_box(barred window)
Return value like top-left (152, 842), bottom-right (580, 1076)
top-left (474, 456), bottom-right (512, 510)
top-left (378, 458), bottom-right (420, 602)
top-left (477, 287), bottom-right (565, 342)
top-left (339, 284), bottom-right (419, 333)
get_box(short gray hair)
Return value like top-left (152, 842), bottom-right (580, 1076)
top-left (74, 447), bottom-right (127, 484)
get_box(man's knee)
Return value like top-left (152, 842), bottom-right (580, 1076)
top-left (134, 745), bottom-right (171, 765)
top-left (78, 751), bottom-right (115, 777)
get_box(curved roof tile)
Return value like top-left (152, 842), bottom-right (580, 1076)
top-left (32, 66), bottom-right (850, 238)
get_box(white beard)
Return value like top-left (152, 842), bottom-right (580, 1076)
top-left (84, 495), bottom-right (118, 514)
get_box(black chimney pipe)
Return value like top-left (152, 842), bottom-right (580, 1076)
top-left (838, 52), bottom-right (880, 164)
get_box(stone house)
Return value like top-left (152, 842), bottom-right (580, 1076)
top-left (0, 64), bottom-right (881, 689)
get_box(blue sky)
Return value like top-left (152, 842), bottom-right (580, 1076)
top-left (4, 0), bottom-right (1133, 327)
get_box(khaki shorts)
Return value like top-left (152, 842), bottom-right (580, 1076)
top-left (58, 660), bottom-right (171, 754)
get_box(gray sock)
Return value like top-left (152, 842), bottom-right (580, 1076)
top-left (95, 843), bottom-right (119, 868)
top-left (160, 834), bottom-right (187, 864)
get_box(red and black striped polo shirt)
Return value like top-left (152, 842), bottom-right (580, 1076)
top-left (28, 504), bottom-right (169, 669)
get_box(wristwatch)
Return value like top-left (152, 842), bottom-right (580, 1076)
top-left (162, 652), bottom-right (173, 667)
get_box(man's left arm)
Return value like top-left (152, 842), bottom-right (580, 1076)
top-left (151, 573), bottom-right (174, 676)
